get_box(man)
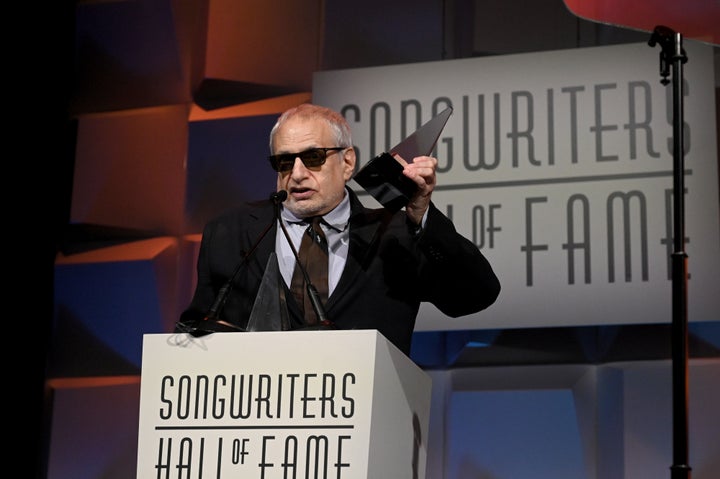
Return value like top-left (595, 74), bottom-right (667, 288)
top-left (178, 103), bottom-right (500, 355)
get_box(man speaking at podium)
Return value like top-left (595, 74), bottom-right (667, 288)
top-left (178, 103), bottom-right (500, 356)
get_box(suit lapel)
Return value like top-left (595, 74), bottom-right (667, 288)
top-left (325, 193), bottom-right (390, 309)
top-left (244, 201), bottom-right (279, 275)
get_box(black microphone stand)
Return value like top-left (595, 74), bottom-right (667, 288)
top-left (648, 25), bottom-right (691, 479)
top-left (203, 219), bottom-right (276, 326)
top-left (181, 192), bottom-right (286, 336)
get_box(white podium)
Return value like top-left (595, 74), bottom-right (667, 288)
top-left (136, 330), bottom-right (431, 478)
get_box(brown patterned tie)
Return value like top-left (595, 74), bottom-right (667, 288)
top-left (290, 216), bottom-right (329, 325)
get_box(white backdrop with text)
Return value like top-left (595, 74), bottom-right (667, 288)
top-left (312, 41), bottom-right (720, 331)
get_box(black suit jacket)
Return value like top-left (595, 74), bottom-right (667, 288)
top-left (179, 188), bottom-right (500, 355)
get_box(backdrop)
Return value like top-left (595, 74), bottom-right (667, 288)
top-left (313, 41), bottom-right (720, 331)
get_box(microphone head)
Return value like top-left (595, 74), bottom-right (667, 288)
top-left (271, 190), bottom-right (288, 203)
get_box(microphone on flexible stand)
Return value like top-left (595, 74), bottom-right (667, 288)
top-left (177, 190), bottom-right (287, 336)
top-left (270, 190), bottom-right (288, 203)
top-left (275, 193), bottom-right (333, 329)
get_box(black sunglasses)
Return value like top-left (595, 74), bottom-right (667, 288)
top-left (268, 147), bottom-right (346, 172)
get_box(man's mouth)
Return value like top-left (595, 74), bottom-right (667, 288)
top-left (290, 187), bottom-right (313, 199)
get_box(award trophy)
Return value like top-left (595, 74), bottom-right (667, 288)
top-left (353, 106), bottom-right (453, 211)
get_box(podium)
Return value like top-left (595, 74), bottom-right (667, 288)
top-left (136, 330), bottom-right (432, 478)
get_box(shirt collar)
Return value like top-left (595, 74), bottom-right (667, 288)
top-left (280, 189), bottom-right (351, 233)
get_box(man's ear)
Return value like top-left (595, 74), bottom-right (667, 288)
top-left (342, 147), bottom-right (357, 181)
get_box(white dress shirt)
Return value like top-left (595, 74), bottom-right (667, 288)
top-left (275, 192), bottom-right (351, 296)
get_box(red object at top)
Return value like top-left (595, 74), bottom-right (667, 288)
top-left (563, 0), bottom-right (719, 46)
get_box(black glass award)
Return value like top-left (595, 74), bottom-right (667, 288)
top-left (353, 106), bottom-right (453, 211)
top-left (246, 252), bottom-right (290, 331)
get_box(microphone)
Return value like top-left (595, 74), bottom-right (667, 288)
top-left (177, 191), bottom-right (285, 336)
top-left (276, 194), bottom-right (333, 328)
top-left (271, 190), bottom-right (288, 204)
